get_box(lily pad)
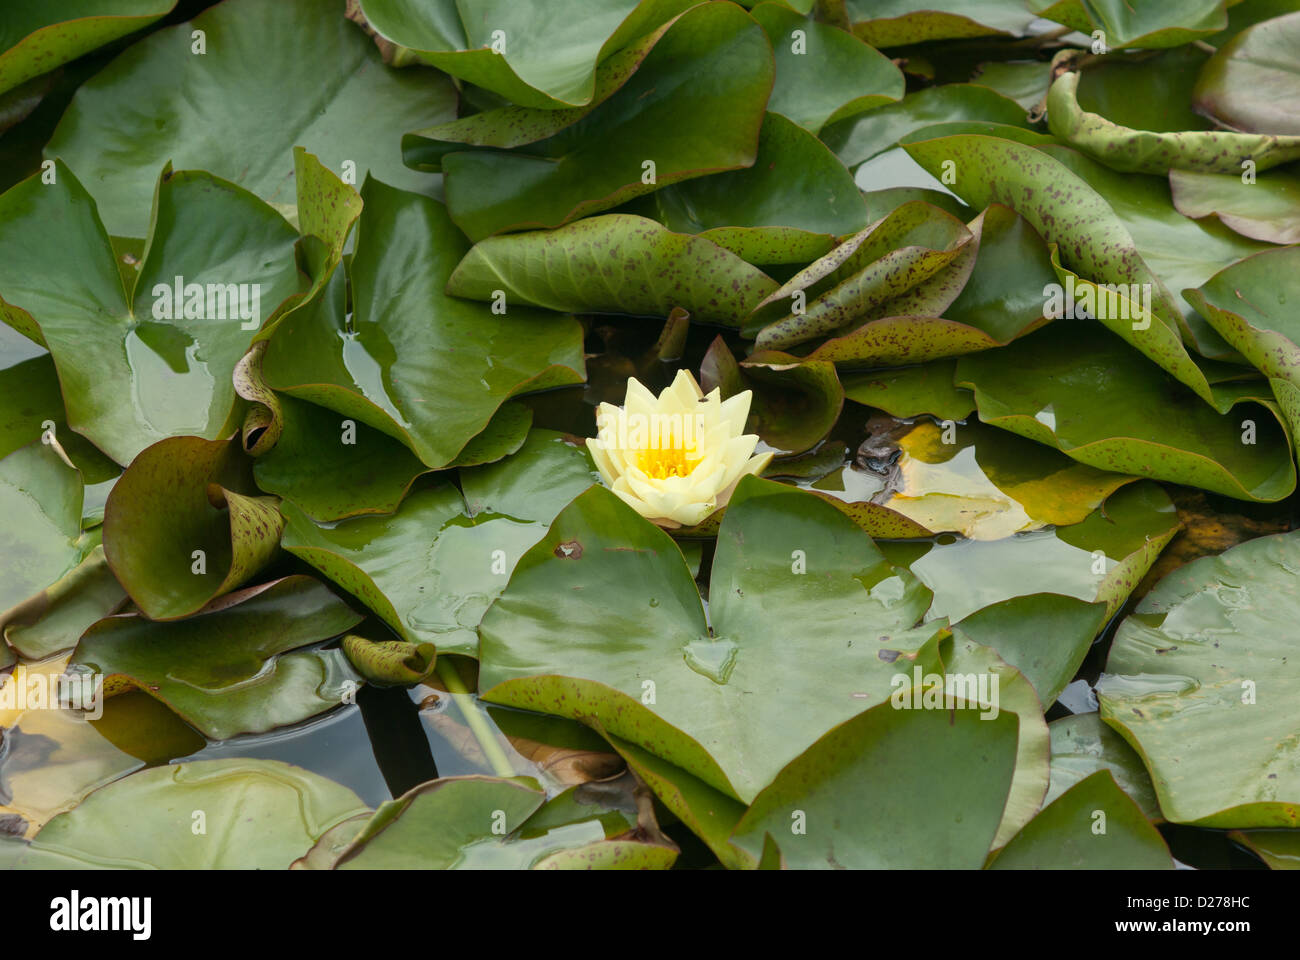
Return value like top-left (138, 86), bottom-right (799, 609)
top-left (359, 0), bottom-right (692, 108)
top-left (842, 360), bottom-right (975, 421)
top-left (751, 2), bottom-right (903, 133)
top-left (447, 214), bottom-right (780, 327)
top-left (1046, 713), bottom-right (1163, 821)
top-left (820, 83), bottom-right (1032, 171)
top-left (3, 545), bottom-right (128, 661)
top-left (1032, 0), bottom-right (1229, 49)
top-left (955, 322), bottom-right (1295, 502)
top-left (729, 701), bottom-right (1020, 869)
top-left (749, 201), bottom-right (973, 350)
top-left (1193, 11), bottom-right (1300, 134)
top-left (479, 476), bottom-right (947, 803)
top-left (1170, 166), bottom-right (1300, 245)
top-left (988, 771), bottom-right (1174, 869)
top-left (435, 1), bottom-right (772, 240)
top-left (44, 0), bottom-right (456, 238)
top-left (1184, 246), bottom-right (1300, 439)
top-left (281, 430), bottom-right (597, 658)
top-left (102, 435), bottom-right (285, 621)
top-left (651, 112), bottom-right (870, 265)
top-left (70, 576), bottom-right (363, 740)
top-left (24, 758), bottom-right (370, 868)
top-left (0, 161), bottom-right (304, 466)
top-left (1099, 529), bottom-right (1300, 827)
top-left (1229, 829), bottom-right (1300, 869)
top-left (263, 178), bottom-right (585, 469)
top-left (0, 442), bottom-right (97, 625)
top-left (847, 0), bottom-right (1039, 47)
top-left (0, 1), bottom-right (175, 97)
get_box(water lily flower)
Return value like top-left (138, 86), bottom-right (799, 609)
top-left (587, 369), bottom-right (772, 527)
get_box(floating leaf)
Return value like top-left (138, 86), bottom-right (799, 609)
top-left (0, 1), bottom-right (176, 97)
top-left (282, 431), bottom-right (596, 658)
top-left (341, 634), bottom-right (436, 686)
top-left (3, 546), bottom-right (127, 660)
top-left (1033, 0), bottom-right (1229, 49)
top-left (102, 435), bottom-right (284, 620)
top-left (23, 758), bottom-right (369, 868)
top-left (651, 112), bottom-right (869, 265)
top-left (1099, 529), bottom-right (1300, 827)
top-left (359, 0), bottom-right (692, 108)
top-left (0, 161), bottom-right (304, 466)
top-left (847, 0), bottom-right (1039, 47)
top-left (989, 771), bottom-right (1174, 869)
top-left (71, 576), bottom-right (363, 739)
top-left (45, 0), bottom-right (455, 238)
top-left (1170, 166), bottom-right (1300, 245)
top-left (436, 1), bottom-right (772, 240)
top-left (842, 361), bottom-right (975, 421)
top-left (750, 201), bottom-right (972, 350)
top-left (480, 477), bottom-right (947, 803)
top-left (955, 323), bottom-right (1295, 502)
top-left (1047, 71), bottom-right (1300, 174)
top-left (1193, 10), bottom-right (1300, 134)
top-left (1184, 245), bottom-right (1300, 439)
top-left (752, 2), bottom-right (902, 132)
top-left (448, 214), bottom-right (779, 327)
top-left (264, 179), bottom-right (584, 469)
top-left (1046, 713), bottom-right (1162, 821)
top-left (730, 702), bottom-right (1019, 868)
top-left (1229, 829), bottom-right (1300, 869)
top-left (821, 83), bottom-right (1032, 171)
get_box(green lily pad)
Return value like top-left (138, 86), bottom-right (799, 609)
top-left (891, 480), bottom-right (1181, 623)
top-left (0, 1), bottom-right (175, 97)
top-left (359, 0), bottom-right (692, 108)
top-left (1032, 0), bottom-right (1228, 49)
top-left (102, 435), bottom-right (284, 621)
top-left (1099, 529), bottom-right (1300, 827)
top-left (651, 112), bottom-right (870, 265)
top-left (0, 442), bottom-right (96, 624)
top-left (0, 161), bottom-right (305, 466)
top-left (342, 633), bottom-right (437, 686)
top-left (820, 83), bottom-right (1032, 171)
top-left (447, 214), bottom-right (779, 327)
top-left (44, 0), bottom-right (455, 238)
top-left (436, 1), bottom-right (772, 241)
top-left (1046, 713), bottom-right (1163, 821)
top-left (988, 771), bottom-right (1174, 869)
top-left (281, 430), bottom-right (597, 659)
top-left (70, 575), bottom-right (363, 739)
top-left (1193, 11), bottom-right (1300, 134)
top-left (1229, 829), bottom-right (1300, 869)
top-left (332, 774), bottom-right (674, 869)
top-left (1170, 166), bottom-right (1300, 245)
top-left (1074, 46), bottom-right (1214, 133)
top-left (953, 594), bottom-right (1109, 708)
top-left (955, 323), bottom-right (1295, 502)
top-left (24, 758), bottom-right (369, 868)
top-left (847, 0), bottom-right (1039, 47)
top-left (1184, 246), bottom-right (1300, 439)
top-left (749, 201), bottom-right (973, 349)
top-left (730, 701), bottom-right (1020, 868)
top-left (263, 179), bottom-right (585, 469)
top-left (3, 545), bottom-right (127, 661)
top-left (974, 61), bottom-right (1054, 111)
top-left (842, 360), bottom-right (976, 421)
top-left (751, 2), bottom-right (902, 133)
top-left (905, 134), bottom-right (1272, 388)
top-left (480, 476), bottom-right (947, 803)
top-left (1047, 70), bottom-right (1300, 174)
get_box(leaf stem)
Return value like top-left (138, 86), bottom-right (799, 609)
top-left (436, 657), bottom-right (515, 779)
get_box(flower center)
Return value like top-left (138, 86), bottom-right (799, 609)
top-left (637, 445), bottom-right (698, 480)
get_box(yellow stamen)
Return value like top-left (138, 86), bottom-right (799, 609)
top-left (637, 445), bottom-right (699, 480)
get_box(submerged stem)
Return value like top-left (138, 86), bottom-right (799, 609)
top-left (435, 658), bottom-right (515, 779)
